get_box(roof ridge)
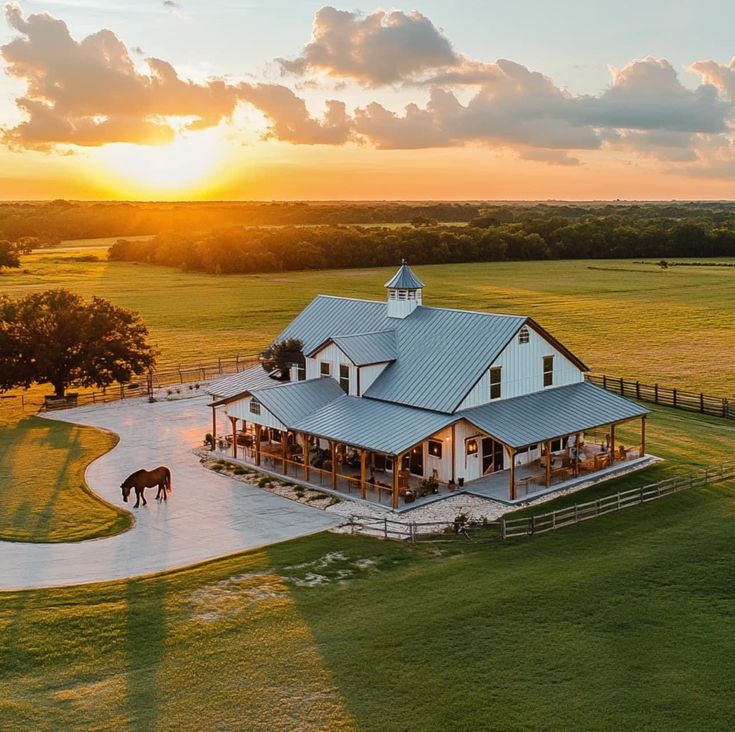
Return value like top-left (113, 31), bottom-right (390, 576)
top-left (313, 294), bottom-right (385, 305)
top-left (416, 304), bottom-right (528, 319)
top-left (332, 329), bottom-right (396, 339)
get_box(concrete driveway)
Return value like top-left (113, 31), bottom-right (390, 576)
top-left (0, 395), bottom-right (340, 591)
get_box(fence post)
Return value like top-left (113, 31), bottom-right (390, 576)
top-left (603, 374), bottom-right (607, 390)
top-left (619, 378), bottom-right (624, 396)
top-left (724, 398), bottom-right (729, 418)
top-left (673, 388), bottom-right (678, 408)
top-left (119, 384), bottom-right (124, 399)
top-left (636, 381), bottom-right (640, 399)
top-left (654, 384), bottom-right (659, 403)
top-left (700, 393), bottom-right (704, 413)
top-left (384, 517), bottom-right (388, 539)
top-left (500, 518), bottom-right (507, 540)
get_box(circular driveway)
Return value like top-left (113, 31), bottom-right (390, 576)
top-left (0, 395), bottom-right (341, 590)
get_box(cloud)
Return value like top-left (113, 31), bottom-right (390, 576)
top-left (690, 57), bottom-right (735, 101)
top-left (239, 83), bottom-right (353, 144)
top-left (277, 6), bottom-right (458, 86)
top-left (1, 3), bottom-right (240, 148)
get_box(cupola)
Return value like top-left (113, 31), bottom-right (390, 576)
top-left (385, 259), bottom-right (424, 318)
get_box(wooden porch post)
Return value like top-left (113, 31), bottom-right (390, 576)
top-left (545, 440), bottom-right (552, 487)
top-left (302, 433), bottom-right (310, 482)
top-left (574, 432), bottom-right (581, 476)
top-left (282, 431), bottom-right (289, 475)
top-left (392, 452), bottom-right (405, 510)
top-left (329, 440), bottom-right (337, 489)
top-left (254, 424), bottom-right (261, 466)
top-left (610, 424), bottom-right (616, 466)
top-left (508, 447), bottom-right (516, 501)
top-left (229, 415), bottom-right (238, 459)
top-left (360, 448), bottom-right (368, 499)
top-left (211, 407), bottom-right (217, 451)
top-left (451, 423), bottom-right (457, 483)
top-left (641, 415), bottom-right (647, 456)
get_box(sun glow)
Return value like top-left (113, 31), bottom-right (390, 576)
top-left (97, 130), bottom-right (225, 197)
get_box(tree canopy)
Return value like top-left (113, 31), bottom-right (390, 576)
top-left (0, 289), bottom-right (157, 397)
top-left (260, 338), bottom-right (305, 381)
top-left (0, 240), bottom-right (20, 270)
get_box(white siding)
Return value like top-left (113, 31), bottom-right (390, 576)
top-left (358, 363), bottom-right (389, 394)
top-left (457, 325), bottom-right (584, 410)
top-left (422, 425), bottom-right (453, 483)
top-left (305, 343), bottom-right (357, 394)
top-left (224, 396), bottom-right (286, 430)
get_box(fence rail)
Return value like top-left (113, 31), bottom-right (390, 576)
top-left (0, 354), bottom-right (260, 415)
top-left (347, 460), bottom-right (735, 543)
top-left (587, 374), bottom-right (734, 419)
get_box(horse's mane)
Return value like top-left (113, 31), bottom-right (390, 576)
top-left (123, 468), bottom-right (147, 484)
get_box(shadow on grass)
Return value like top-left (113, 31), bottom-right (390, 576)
top-left (124, 577), bottom-right (167, 729)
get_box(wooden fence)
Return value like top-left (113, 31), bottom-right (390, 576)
top-left (587, 374), bottom-right (734, 419)
top-left (346, 460), bottom-right (735, 543)
top-left (0, 354), bottom-right (259, 415)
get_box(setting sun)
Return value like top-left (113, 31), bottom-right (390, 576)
top-left (96, 130), bottom-right (224, 197)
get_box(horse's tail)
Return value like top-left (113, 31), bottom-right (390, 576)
top-left (165, 467), bottom-right (172, 492)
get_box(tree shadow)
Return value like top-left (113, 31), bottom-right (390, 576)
top-left (124, 577), bottom-right (167, 729)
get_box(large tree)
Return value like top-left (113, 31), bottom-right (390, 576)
top-left (0, 240), bottom-right (20, 270)
top-left (0, 289), bottom-right (157, 397)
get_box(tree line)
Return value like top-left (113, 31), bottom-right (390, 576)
top-left (108, 211), bottom-right (735, 274)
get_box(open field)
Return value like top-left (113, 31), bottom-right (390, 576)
top-left (0, 417), bottom-right (132, 543)
top-left (2, 250), bottom-right (734, 393)
top-left (1, 473), bottom-right (734, 731)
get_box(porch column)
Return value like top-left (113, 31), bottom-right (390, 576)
top-left (282, 431), bottom-right (289, 475)
top-left (574, 433), bottom-right (581, 476)
top-left (451, 423), bottom-right (457, 483)
top-left (254, 424), bottom-right (262, 466)
top-left (392, 451), bottom-right (405, 510)
top-left (507, 447), bottom-right (516, 501)
top-left (609, 424), bottom-right (616, 466)
top-left (641, 415), bottom-right (647, 456)
top-left (545, 440), bottom-right (552, 487)
top-left (329, 440), bottom-right (337, 489)
top-left (229, 415), bottom-right (238, 459)
top-left (360, 448), bottom-right (368, 499)
top-left (211, 407), bottom-right (217, 451)
top-left (302, 433), bottom-right (310, 482)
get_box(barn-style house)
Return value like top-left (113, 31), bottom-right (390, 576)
top-left (207, 262), bottom-right (650, 510)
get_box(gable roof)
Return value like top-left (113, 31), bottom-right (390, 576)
top-left (364, 306), bottom-right (526, 413)
top-left (250, 378), bottom-right (343, 425)
top-left (309, 330), bottom-right (398, 366)
top-left (384, 262), bottom-right (424, 289)
top-left (459, 381), bottom-right (648, 449)
top-left (276, 295), bottom-right (393, 354)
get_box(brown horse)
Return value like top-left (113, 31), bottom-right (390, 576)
top-left (121, 467), bottom-right (172, 508)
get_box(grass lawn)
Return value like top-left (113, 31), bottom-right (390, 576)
top-left (1, 479), bottom-right (734, 731)
top-left (0, 417), bottom-right (131, 543)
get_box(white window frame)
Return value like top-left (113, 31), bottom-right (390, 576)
top-left (320, 361), bottom-right (331, 378)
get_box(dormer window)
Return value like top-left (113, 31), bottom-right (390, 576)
top-left (249, 398), bottom-right (261, 415)
top-left (489, 367), bottom-right (502, 400)
top-left (296, 362), bottom-right (306, 381)
top-left (519, 327), bottom-right (530, 344)
top-left (339, 364), bottom-right (350, 393)
top-left (543, 355), bottom-right (554, 387)
top-left (320, 361), bottom-right (331, 377)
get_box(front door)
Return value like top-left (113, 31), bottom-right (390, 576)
top-left (482, 438), bottom-right (504, 475)
top-left (406, 445), bottom-right (424, 476)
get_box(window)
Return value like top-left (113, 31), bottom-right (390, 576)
top-left (466, 439), bottom-right (478, 455)
top-left (249, 398), bottom-right (261, 415)
top-left (320, 361), bottom-right (331, 378)
top-left (296, 362), bottom-right (306, 381)
top-left (551, 438), bottom-right (563, 452)
top-left (270, 429), bottom-right (281, 443)
top-left (428, 440), bottom-right (443, 458)
top-left (519, 326), bottom-right (530, 344)
top-left (543, 356), bottom-right (554, 387)
top-left (339, 364), bottom-right (350, 393)
top-left (489, 367), bottom-right (502, 400)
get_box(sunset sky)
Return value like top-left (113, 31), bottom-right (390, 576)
top-left (3, 1), bottom-right (735, 199)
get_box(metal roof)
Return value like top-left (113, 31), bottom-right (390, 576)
top-left (250, 378), bottom-right (343, 426)
top-left (292, 395), bottom-right (455, 456)
top-left (384, 262), bottom-right (425, 289)
top-left (364, 307), bottom-right (526, 413)
top-left (315, 330), bottom-right (397, 366)
top-left (459, 381), bottom-right (649, 449)
top-left (207, 364), bottom-right (280, 400)
top-left (276, 295), bottom-right (393, 354)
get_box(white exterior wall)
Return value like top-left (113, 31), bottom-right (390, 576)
top-left (224, 396), bottom-right (286, 430)
top-left (305, 343), bottom-right (357, 395)
top-left (358, 363), bottom-right (389, 394)
top-left (386, 289), bottom-right (421, 319)
top-left (458, 326), bottom-right (584, 410)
